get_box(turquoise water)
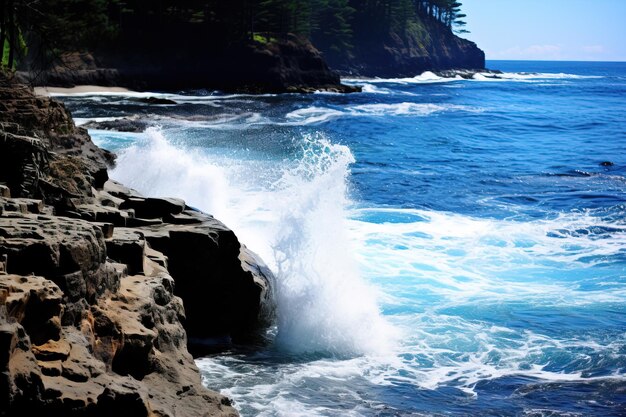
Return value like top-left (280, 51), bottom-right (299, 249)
top-left (60, 61), bottom-right (626, 416)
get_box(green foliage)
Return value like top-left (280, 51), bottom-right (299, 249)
top-left (35, 0), bottom-right (118, 50)
top-left (3, 0), bottom-right (470, 71)
top-left (1, 39), bottom-right (8, 67)
top-left (311, 0), bottom-right (354, 58)
top-left (253, 33), bottom-right (277, 44)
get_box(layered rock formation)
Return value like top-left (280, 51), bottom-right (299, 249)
top-left (0, 71), bottom-right (274, 415)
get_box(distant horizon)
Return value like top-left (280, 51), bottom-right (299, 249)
top-left (484, 58), bottom-right (626, 63)
top-left (462, 0), bottom-right (626, 62)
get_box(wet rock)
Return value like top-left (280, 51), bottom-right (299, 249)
top-left (133, 97), bottom-right (177, 105)
top-left (82, 117), bottom-right (148, 133)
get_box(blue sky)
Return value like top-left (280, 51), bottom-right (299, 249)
top-left (461, 0), bottom-right (626, 61)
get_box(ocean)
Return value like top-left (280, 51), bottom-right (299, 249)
top-left (58, 60), bottom-right (626, 416)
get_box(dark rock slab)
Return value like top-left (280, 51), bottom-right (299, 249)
top-left (119, 197), bottom-right (185, 219)
top-left (133, 97), bottom-right (177, 105)
top-left (82, 118), bottom-right (148, 133)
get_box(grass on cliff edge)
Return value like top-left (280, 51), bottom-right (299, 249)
top-left (253, 33), bottom-right (277, 45)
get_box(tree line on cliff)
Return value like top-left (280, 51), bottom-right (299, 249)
top-left (0, 0), bottom-right (468, 70)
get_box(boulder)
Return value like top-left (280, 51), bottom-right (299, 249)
top-left (82, 118), bottom-right (148, 133)
top-left (133, 97), bottom-right (177, 105)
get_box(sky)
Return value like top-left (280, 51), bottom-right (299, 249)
top-left (461, 0), bottom-right (626, 62)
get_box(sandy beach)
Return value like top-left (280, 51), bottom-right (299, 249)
top-left (34, 85), bottom-right (131, 96)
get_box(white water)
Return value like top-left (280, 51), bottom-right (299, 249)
top-left (343, 70), bottom-right (602, 86)
top-left (351, 208), bottom-right (626, 306)
top-left (283, 102), bottom-right (482, 125)
top-left (92, 125), bottom-right (626, 415)
top-left (108, 127), bottom-right (396, 355)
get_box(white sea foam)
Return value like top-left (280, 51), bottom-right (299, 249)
top-left (268, 136), bottom-right (397, 354)
top-left (79, 72), bottom-right (625, 416)
top-left (349, 207), bottom-right (626, 306)
top-left (360, 83), bottom-right (391, 94)
top-left (283, 102), bottom-right (481, 125)
top-left (344, 70), bottom-right (601, 86)
top-left (351, 102), bottom-right (481, 116)
top-left (103, 127), bottom-right (626, 416)
top-left (482, 71), bottom-right (602, 80)
top-left (198, 322), bottom-right (626, 414)
top-left (108, 128), bottom-right (396, 356)
top-left (284, 107), bottom-right (345, 124)
top-left (344, 70), bottom-right (461, 85)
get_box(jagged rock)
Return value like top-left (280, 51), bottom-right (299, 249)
top-left (67, 203), bottom-right (131, 226)
top-left (133, 97), bottom-right (177, 105)
top-left (82, 117), bottom-right (148, 133)
top-left (0, 71), bottom-right (114, 209)
top-left (10, 199), bottom-right (44, 214)
top-left (0, 72), bottom-right (274, 416)
top-left (105, 228), bottom-right (146, 276)
top-left (1, 275), bottom-right (63, 345)
top-left (0, 244), bottom-right (238, 417)
top-left (93, 222), bottom-right (115, 239)
top-left (102, 180), bottom-right (142, 200)
top-left (331, 15), bottom-right (485, 77)
top-left (0, 130), bottom-right (50, 199)
top-left (32, 339), bottom-right (71, 361)
top-left (91, 181), bottom-right (276, 346)
top-left (0, 321), bottom-right (45, 413)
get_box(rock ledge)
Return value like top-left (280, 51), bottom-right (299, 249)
top-left (0, 71), bottom-right (274, 415)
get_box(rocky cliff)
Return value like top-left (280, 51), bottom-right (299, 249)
top-left (328, 14), bottom-right (485, 77)
top-left (18, 35), bottom-right (358, 94)
top-left (0, 71), bottom-right (274, 415)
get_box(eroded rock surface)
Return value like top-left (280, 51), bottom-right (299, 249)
top-left (1, 71), bottom-right (275, 415)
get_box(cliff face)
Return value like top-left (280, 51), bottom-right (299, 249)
top-left (18, 35), bottom-right (358, 94)
top-left (0, 72), bottom-right (275, 415)
top-left (328, 15), bottom-right (485, 77)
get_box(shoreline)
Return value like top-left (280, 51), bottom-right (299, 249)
top-left (1, 71), bottom-right (275, 416)
top-left (34, 85), bottom-right (132, 96)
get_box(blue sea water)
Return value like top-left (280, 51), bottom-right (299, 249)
top-left (59, 60), bottom-right (626, 416)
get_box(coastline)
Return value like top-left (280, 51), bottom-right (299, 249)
top-left (1, 72), bottom-right (274, 415)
